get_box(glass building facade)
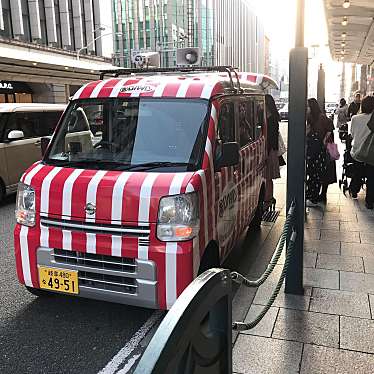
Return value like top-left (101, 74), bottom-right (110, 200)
top-left (113, 0), bottom-right (214, 67)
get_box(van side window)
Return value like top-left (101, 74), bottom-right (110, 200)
top-left (217, 102), bottom-right (235, 143)
top-left (6, 112), bottom-right (39, 139)
top-left (254, 98), bottom-right (265, 140)
top-left (239, 101), bottom-right (253, 147)
top-left (35, 112), bottom-right (62, 136)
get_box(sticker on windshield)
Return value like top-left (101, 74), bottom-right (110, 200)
top-left (217, 182), bottom-right (238, 247)
top-left (120, 84), bottom-right (156, 94)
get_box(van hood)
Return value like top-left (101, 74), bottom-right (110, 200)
top-left (25, 164), bottom-right (194, 224)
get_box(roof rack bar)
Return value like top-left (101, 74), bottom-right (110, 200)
top-left (99, 66), bottom-right (241, 92)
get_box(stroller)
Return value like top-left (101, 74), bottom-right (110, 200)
top-left (339, 135), bottom-right (366, 195)
top-left (338, 123), bottom-right (349, 141)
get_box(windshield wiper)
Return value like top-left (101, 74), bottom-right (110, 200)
top-left (47, 159), bottom-right (130, 170)
top-left (123, 161), bottom-right (195, 171)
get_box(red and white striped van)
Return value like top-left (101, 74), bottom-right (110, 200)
top-left (14, 68), bottom-right (277, 309)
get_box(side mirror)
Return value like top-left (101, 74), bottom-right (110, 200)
top-left (41, 137), bottom-right (51, 157)
top-left (215, 142), bottom-right (240, 170)
top-left (7, 130), bottom-right (24, 141)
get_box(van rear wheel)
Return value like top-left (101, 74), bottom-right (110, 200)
top-left (26, 286), bottom-right (55, 298)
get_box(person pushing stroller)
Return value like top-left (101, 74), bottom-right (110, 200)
top-left (336, 98), bottom-right (349, 141)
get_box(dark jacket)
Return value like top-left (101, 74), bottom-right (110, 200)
top-left (267, 114), bottom-right (279, 153)
top-left (348, 102), bottom-right (361, 118)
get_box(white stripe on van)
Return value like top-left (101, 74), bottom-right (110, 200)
top-left (90, 81), bottom-right (108, 98)
top-left (137, 173), bottom-right (160, 260)
top-left (109, 79), bottom-right (129, 98)
top-left (165, 173), bottom-right (187, 309)
top-left (40, 167), bottom-right (62, 248)
top-left (176, 79), bottom-right (191, 98)
top-left (21, 163), bottom-right (44, 287)
top-left (111, 172), bottom-right (132, 257)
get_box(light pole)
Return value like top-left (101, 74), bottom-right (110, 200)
top-left (77, 31), bottom-right (123, 60)
top-left (285, 0), bottom-right (307, 296)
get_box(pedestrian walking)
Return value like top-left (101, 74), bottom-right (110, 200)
top-left (348, 92), bottom-right (361, 119)
top-left (306, 98), bottom-right (336, 204)
top-left (336, 98), bottom-right (349, 141)
top-left (349, 95), bottom-right (374, 209)
top-left (264, 94), bottom-right (283, 211)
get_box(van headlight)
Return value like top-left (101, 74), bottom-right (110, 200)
top-left (157, 193), bottom-right (200, 241)
top-left (16, 182), bottom-right (36, 227)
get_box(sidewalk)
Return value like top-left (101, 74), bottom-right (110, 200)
top-left (232, 178), bottom-right (374, 373)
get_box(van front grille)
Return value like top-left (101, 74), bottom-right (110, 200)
top-left (79, 271), bottom-right (137, 294)
top-left (41, 217), bottom-right (150, 237)
top-left (53, 249), bottom-right (136, 273)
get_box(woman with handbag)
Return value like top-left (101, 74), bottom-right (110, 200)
top-left (349, 95), bottom-right (374, 209)
top-left (306, 98), bottom-right (336, 204)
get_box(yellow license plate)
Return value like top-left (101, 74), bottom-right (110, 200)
top-left (38, 267), bottom-right (79, 294)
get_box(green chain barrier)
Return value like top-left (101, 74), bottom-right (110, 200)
top-left (231, 202), bottom-right (295, 288)
top-left (231, 201), bottom-right (297, 331)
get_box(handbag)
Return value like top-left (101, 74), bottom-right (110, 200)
top-left (326, 142), bottom-right (340, 161)
top-left (278, 132), bottom-right (286, 156)
top-left (354, 129), bottom-right (374, 166)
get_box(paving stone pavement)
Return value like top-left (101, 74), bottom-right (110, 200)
top-left (233, 183), bottom-right (374, 373)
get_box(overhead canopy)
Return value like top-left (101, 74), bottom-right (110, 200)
top-left (323, 0), bottom-right (374, 65)
top-left (0, 42), bottom-right (117, 85)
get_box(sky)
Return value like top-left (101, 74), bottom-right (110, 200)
top-left (251, 0), bottom-right (346, 101)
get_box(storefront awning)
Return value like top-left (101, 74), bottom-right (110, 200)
top-left (0, 81), bottom-right (32, 94)
top-left (323, 0), bottom-right (374, 65)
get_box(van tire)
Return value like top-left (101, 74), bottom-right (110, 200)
top-left (198, 242), bottom-right (220, 275)
top-left (0, 179), bottom-right (5, 203)
top-left (25, 286), bottom-right (55, 298)
top-left (250, 188), bottom-right (264, 230)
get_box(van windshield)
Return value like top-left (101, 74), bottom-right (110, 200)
top-left (46, 98), bottom-right (209, 171)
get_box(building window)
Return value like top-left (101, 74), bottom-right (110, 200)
top-left (54, 0), bottom-right (62, 48)
top-left (67, 0), bottom-right (75, 50)
top-left (39, 0), bottom-right (48, 45)
top-left (0, 0), bottom-right (13, 38)
top-left (80, 0), bottom-right (87, 51)
top-left (20, 0), bottom-right (32, 42)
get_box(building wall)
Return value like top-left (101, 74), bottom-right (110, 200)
top-left (113, 0), bottom-right (214, 67)
top-left (0, 0), bottom-right (113, 58)
top-left (213, 0), bottom-right (265, 73)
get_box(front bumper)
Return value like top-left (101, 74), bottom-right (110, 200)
top-left (14, 223), bottom-right (194, 309)
top-left (37, 247), bottom-right (158, 308)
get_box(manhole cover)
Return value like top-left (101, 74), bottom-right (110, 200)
top-left (262, 210), bottom-right (280, 223)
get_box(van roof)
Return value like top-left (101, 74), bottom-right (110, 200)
top-left (72, 72), bottom-right (278, 101)
top-left (0, 103), bottom-right (66, 112)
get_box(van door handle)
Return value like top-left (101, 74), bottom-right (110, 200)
top-left (34, 140), bottom-right (41, 147)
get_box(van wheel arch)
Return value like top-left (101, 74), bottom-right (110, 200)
top-left (0, 178), bottom-right (5, 203)
top-left (198, 241), bottom-right (220, 275)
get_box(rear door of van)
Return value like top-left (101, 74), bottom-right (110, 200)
top-left (215, 99), bottom-right (241, 256)
top-left (4, 110), bottom-right (62, 185)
